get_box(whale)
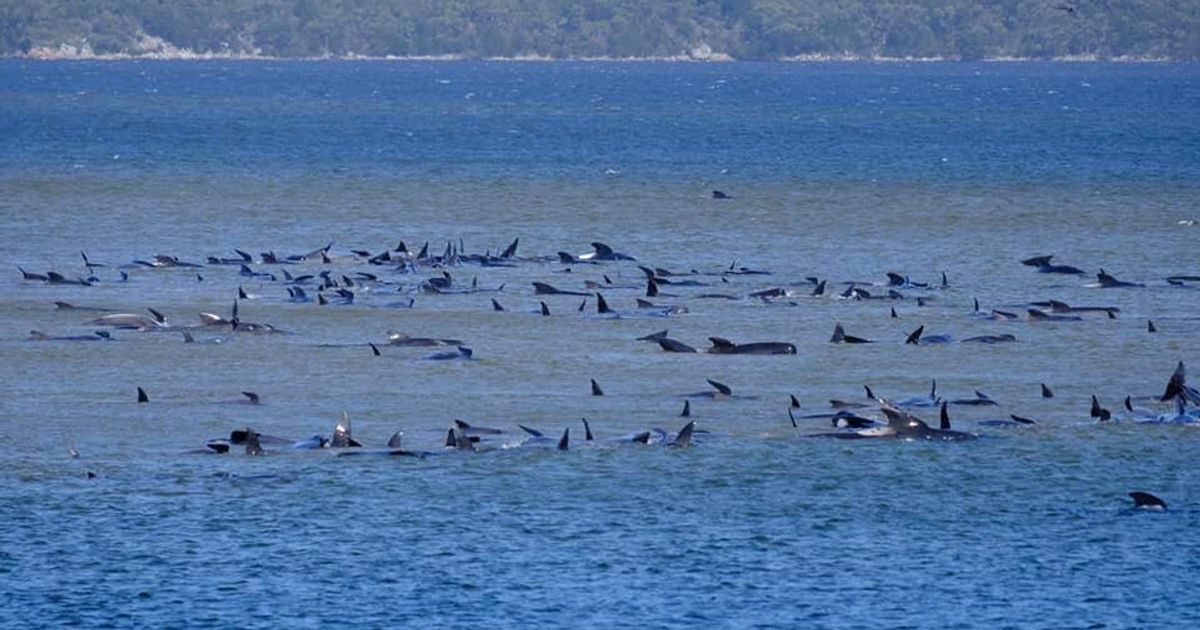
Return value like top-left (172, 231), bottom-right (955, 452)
top-left (809, 400), bottom-right (975, 441)
top-left (29, 330), bottom-right (112, 342)
top-left (831, 323), bottom-right (873, 344)
top-left (1129, 492), bottom-right (1167, 511)
top-left (1021, 255), bottom-right (1085, 274)
top-left (1028, 308), bottom-right (1082, 322)
top-left (949, 390), bottom-right (998, 406)
top-left (386, 331), bottom-right (463, 347)
top-left (706, 337), bottom-right (796, 355)
top-left (1045, 299), bottom-right (1120, 316)
top-left (905, 325), bottom-right (952, 345)
top-left (1095, 269), bottom-right (1144, 288)
top-left (578, 242), bottom-right (636, 262)
top-left (532, 281), bottom-right (591, 296)
top-left (961, 334), bottom-right (1017, 344)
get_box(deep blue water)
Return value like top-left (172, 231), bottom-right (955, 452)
top-left (1, 60), bottom-right (1199, 629)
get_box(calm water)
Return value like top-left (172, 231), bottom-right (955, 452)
top-left (2, 60), bottom-right (1199, 628)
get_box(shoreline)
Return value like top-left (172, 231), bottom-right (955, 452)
top-left (9, 47), bottom-right (1183, 64)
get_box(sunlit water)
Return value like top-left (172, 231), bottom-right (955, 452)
top-left (2, 60), bottom-right (1198, 628)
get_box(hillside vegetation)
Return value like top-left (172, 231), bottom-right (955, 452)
top-left (3, 1), bottom-right (1197, 60)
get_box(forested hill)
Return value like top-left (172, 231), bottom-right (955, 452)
top-left (3, 1), bottom-right (1198, 61)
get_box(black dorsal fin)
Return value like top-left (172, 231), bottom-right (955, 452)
top-left (1129, 491), bottom-right (1167, 510)
top-left (681, 400), bottom-right (691, 417)
top-left (973, 297), bottom-right (980, 312)
top-left (137, 386), bottom-right (149, 404)
top-left (939, 401), bottom-right (950, 430)
top-left (557, 428), bottom-right (570, 451)
top-left (518, 424), bottom-right (543, 438)
top-left (812, 280), bottom-right (826, 297)
top-left (1041, 383), bottom-right (1054, 398)
top-left (148, 307), bottom-right (165, 323)
top-left (790, 394), bottom-right (800, 409)
top-left (1147, 320), bottom-right (1156, 333)
top-left (387, 432), bottom-right (404, 448)
top-left (591, 378), bottom-right (604, 396)
top-left (708, 337), bottom-right (735, 349)
top-left (831, 323), bottom-right (845, 343)
top-left (864, 385), bottom-right (876, 400)
top-left (1124, 396), bottom-right (1133, 412)
top-left (1161, 360), bottom-right (1186, 401)
top-left (581, 418), bottom-right (594, 441)
top-left (646, 278), bottom-right (659, 297)
top-left (242, 391), bottom-right (260, 404)
top-left (673, 421), bottom-right (695, 447)
top-left (491, 298), bottom-right (504, 312)
top-left (596, 293), bottom-right (611, 314)
top-left (501, 237), bottom-right (519, 258)
top-left (905, 325), bottom-right (924, 345)
top-left (540, 301), bottom-right (550, 316)
top-left (591, 242), bottom-right (614, 257)
top-left (369, 343), bottom-right (381, 356)
top-left (929, 379), bottom-right (938, 400)
top-left (707, 379), bottom-right (732, 396)
top-left (578, 297), bottom-right (587, 312)
top-left (890, 306), bottom-right (898, 318)
top-left (635, 299), bottom-right (654, 308)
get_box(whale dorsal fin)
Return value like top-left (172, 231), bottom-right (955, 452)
top-left (905, 326), bottom-right (924, 345)
top-left (501, 237), bottom-right (519, 258)
top-left (591, 242), bottom-right (614, 257)
top-left (1129, 491), bottom-right (1166, 510)
top-left (595, 293), bottom-right (612, 314)
top-left (1041, 383), bottom-right (1054, 398)
top-left (646, 278), bottom-right (659, 297)
top-left (681, 400), bottom-right (691, 417)
top-left (591, 378), bottom-right (604, 396)
top-left (491, 298), bottom-right (504, 312)
top-left (940, 402), bottom-right (951, 430)
top-left (812, 280), bottom-right (825, 297)
top-left (242, 392), bottom-right (260, 404)
top-left (137, 387), bottom-right (149, 403)
top-left (831, 323), bottom-right (846, 343)
top-left (369, 343), bottom-right (380, 356)
top-left (387, 432), bottom-right (404, 448)
top-left (581, 418), bottom-right (594, 441)
top-left (673, 421), bottom-right (695, 447)
top-left (518, 424), bottom-right (543, 437)
top-left (708, 337), bottom-right (735, 350)
top-left (540, 301), bottom-right (550, 316)
top-left (707, 379), bottom-right (732, 396)
top-left (790, 395), bottom-right (800, 409)
top-left (636, 299), bottom-right (654, 308)
top-left (1161, 361), bottom-right (1186, 401)
top-left (557, 428), bottom-right (570, 451)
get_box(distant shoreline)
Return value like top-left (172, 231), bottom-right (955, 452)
top-left (9, 47), bottom-right (1182, 64)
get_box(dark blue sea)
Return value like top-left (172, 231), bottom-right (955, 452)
top-left (2, 60), bottom-right (1199, 628)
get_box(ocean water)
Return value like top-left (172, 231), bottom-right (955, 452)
top-left (1, 60), bottom-right (1199, 628)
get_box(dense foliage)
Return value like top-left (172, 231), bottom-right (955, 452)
top-left (3, 1), bottom-right (1197, 60)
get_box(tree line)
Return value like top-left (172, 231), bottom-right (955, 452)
top-left (2, 1), bottom-right (1197, 60)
